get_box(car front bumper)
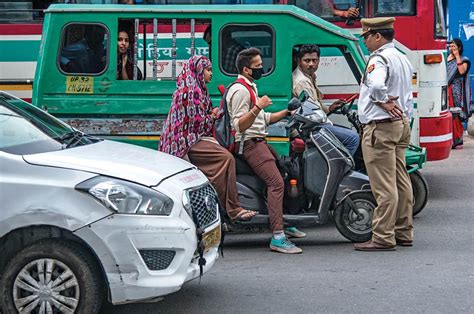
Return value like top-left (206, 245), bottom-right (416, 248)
top-left (74, 212), bottom-right (220, 304)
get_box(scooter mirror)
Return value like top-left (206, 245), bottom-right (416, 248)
top-left (288, 97), bottom-right (302, 111)
top-left (298, 91), bottom-right (309, 102)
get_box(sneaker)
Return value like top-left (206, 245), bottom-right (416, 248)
top-left (284, 227), bottom-right (306, 238)
top-left (270, 236), bottom-right (303, 254)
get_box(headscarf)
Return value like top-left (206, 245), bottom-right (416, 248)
top-left (158, 55), bottom-right (214, 157)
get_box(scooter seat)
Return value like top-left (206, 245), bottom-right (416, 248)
top-left (234, 155), bottom-right (257, 176)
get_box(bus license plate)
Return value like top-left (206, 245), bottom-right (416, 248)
top-left (202, 225), bottom-right (221, 252)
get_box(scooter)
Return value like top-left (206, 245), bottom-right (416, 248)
top-left (330, 97), bottom-right (429, 216)
top-left (231, 96), bottom-right (376, 243)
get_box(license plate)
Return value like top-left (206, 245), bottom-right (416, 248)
top-left (202, 225), bottom-right (221, 252)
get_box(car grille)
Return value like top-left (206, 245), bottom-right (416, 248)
top-left (188, 184), bottom-right (219, 228)
top-left (139, 250), bottom-right (176, 271)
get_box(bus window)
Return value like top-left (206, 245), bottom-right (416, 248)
top-left (58, 24), bottom-right (108, 75)
top-left (142, 1), bottom-right (274, 3)
top-left (292, 45), bottom-right (359, 101)
top-left (117, 18), bottom-right (210, 80)
top-left (219, 24), bottom-right (275, 75)
top-left (0, 1), bottom-right (64, 22)
top-left (292, 0), bottom-right (362, 19)
top-left (434, 0), bottom-right (447, 39)
top-left (293, 0), bottom-right (335, 19)
top-left (374, 0), bottom-right (416, 16)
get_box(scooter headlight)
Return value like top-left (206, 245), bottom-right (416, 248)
top-left (306, 110), bottom-right (328, 124)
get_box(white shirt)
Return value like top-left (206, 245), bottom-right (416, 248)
top-left (358, 42), bottom-right (414, 124)
top-left (226, 75), bottom-right (272, 142)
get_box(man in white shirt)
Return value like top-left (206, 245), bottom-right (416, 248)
top-left (227, 48), bottom-right (303, 254)
top-left (354, 17), bottom-right (414, 251)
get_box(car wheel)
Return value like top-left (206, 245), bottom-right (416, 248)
top-left (0, 239), bottom-right (103, 313)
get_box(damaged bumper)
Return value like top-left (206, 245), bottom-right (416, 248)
top-left (74, 213), bottom-right (220, 304)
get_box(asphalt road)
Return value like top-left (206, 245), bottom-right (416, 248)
top-left (107, 137), bottom-right (474, 314)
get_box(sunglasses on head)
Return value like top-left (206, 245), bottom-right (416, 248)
top-left (362, 31), bottom-right (376, 40)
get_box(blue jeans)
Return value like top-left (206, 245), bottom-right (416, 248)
top-left (322, 124), bottom-right (360, 156)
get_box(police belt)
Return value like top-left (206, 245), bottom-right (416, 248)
top-left (363, 117), bottom-right (402, 126)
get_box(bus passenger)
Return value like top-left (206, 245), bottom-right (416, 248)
top-left (447, 38), bottom-right (471, 149)
top-left (60, 25), bottom-right (106, 74)
top-left (203, 25), bottom-right (245, 73)
top-left (307, 0), bottom-right (359, 19)
top-left (158, 55), bottom-right (257, 222)
top-left (227, 48), bottom-right (304, 254)
top-left (117, 28), bottom-right (143, 80)
top-left (292, 44), bottom-right (359, 156)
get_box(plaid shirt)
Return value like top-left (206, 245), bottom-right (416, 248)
top-left (222, 41), bottom-right (244, 74)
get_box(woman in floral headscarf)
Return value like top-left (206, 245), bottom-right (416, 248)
top-left (159, 55), bottom-right (256, 222)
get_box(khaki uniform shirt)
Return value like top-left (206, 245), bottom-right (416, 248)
top-left (226, 75), bottom-right (271, 142)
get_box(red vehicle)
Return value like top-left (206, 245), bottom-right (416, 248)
top-left (286, 0), bottom-right (450, 161)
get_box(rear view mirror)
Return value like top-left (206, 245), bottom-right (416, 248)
top-left (288, 97), bottom-right (302, 111)
top-left (298, 91), bottom-right (308, 102)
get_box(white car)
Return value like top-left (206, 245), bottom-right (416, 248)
top-left (0, 92), bottom-right (221, 313)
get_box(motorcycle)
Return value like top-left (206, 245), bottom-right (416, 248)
top-left (230, 96), bottom-right (376, 243)
top-left (330, 97), bottom-right (429, 216)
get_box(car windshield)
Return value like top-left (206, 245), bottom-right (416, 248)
top-left (0, 93), bottom-right (99, 155)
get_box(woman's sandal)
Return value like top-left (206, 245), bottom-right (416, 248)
top-left (233, 209), bottom-right (258, 222)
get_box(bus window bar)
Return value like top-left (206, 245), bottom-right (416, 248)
top-left (172, 18), bottom-right (177, 80)
top-left (134, 18), bottom-right (139, 81)
top-left (190, 18), bottom-right (195, 56)
top-left (143, 20), bottom-right (147, 79)
top-left (153, 18), bottom-right (158, 80)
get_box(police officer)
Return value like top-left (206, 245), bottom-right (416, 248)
top-left (354, 17), bottom-right (414, 251)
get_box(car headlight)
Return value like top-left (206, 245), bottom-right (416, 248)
top-left (76, 176), bottom-right (173, 215)
top-left (182, 190), bottom-right (192, 217)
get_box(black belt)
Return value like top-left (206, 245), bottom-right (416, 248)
top-left (364, 117), bottom-right (402, 125)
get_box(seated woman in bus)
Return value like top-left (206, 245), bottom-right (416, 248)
top-left (447, 38), bottom-right (471, 149)
top-left (158, 55), bottom-right (257, 222)
top-left (117, 28), bottom-right (143, 80)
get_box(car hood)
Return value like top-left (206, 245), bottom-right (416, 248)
top-left (23, 140), bottom-right (196, 186)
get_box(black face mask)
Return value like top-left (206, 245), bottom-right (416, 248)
top-left (249, 67), bottom-right (264, 80)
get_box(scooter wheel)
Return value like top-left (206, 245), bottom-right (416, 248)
top-left (333, 191), bottom-right (376, 243)
top-left (410, 170), bottom-right (429, 217)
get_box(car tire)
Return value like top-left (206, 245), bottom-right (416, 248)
top-left (0, 239), bottom-right (103, 313)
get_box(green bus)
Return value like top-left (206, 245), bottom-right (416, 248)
top-left (33, 4), bottom-right (366, 155)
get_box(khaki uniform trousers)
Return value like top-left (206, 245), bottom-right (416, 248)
top-left (362, 118), bottom-right (413, 246)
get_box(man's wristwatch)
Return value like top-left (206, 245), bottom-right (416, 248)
top-left (287, 109), bottom-right (292, 116)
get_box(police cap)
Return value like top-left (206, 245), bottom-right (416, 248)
top-left (360, 17), bottom-right (395, 37)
